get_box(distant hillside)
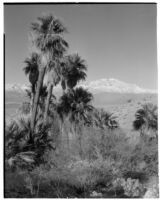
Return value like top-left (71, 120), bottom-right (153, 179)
top-left (93, 92), bottom-right (157, 130)
top-left (93, 92), bottom-right (157, 107)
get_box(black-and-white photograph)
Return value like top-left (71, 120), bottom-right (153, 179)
top-left (4, 3), bottom-right (158, 198)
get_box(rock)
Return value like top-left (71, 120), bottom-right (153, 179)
top-left (143, 176), bottom-right (159, 198)
top-left (90, 191), bottom-right (103, 197)
top-left (143, 187), bottom-right (159, 198)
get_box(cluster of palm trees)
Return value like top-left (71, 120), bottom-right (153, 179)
top-left (21, 12), bottom-right (122, 159)
top-left (7, 12), bottom-right (158, 167)
top-left (23, 13), bottom-right (91, 135)
top-left (5, 13), bottom-right (121, 166)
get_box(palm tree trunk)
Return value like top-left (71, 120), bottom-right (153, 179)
top-left (66, 129), bottom-right (70, 151)
top-left (78, 134), bottom-right (83, 158)
top-left (77, 125), bottom-right (83, 158)
top-left (31, 67), bottom-right (46, 132)
top-left (60, 121), bottom-right (64, 148)
top-left (30, 93), bottom-right (35, 112)
top-left (44, 83), bottom-right (53, 123)
top-left (61, 78), bottom-right (67, 94)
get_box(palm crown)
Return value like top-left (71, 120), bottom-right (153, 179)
top-left (133, 103), bottom-right (158, 132)
top-left (57, 87), bottom-right (93, 123)
top-left (93, 108), bottom-right (118, 130)
top-left (30, 13), bottom-right (69, 128)
top-left (31, 14), bottom-right (68, 59)
top-left (61, 54), bottom-right (87, 91)
top-left (24, 52), bottom-right (39, 91)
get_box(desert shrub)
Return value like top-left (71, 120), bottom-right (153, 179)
top-left (66, 150), bottom-right (121, 191)
top-left (128, 138), bottom-right (158, 176)
top-left (20, 163), bottom-right (81, 198)
top-left (127, 99), bottom-right (132, 103)
top-left (79, 124), bottom-right (158, 181)
top-left (20, 152), bottom-right (121, 197)
top-left (96, 128), bottom-right (129, 160)
top-left (77, 125), bottom-right (127, 161)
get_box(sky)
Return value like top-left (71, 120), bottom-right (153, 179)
top-left (4, 3), bottom-right (157, 90)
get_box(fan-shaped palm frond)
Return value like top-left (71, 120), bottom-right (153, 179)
top-left (92, 108), bottom-right (118, 130)
top-left (24, 53), bottom-right (39, 89)
top-left (57, 87), bottom-right (93, 124)
top-left (31, 14), bottom-right (67, 35)
top-left (60, 54), bottom-right (87, 91)
top-left (5, 115), bottom-right (54, 168)
top-left (7, 151), bottom-right (36, 170)
top-left (31, 13), bottom-right (68, 57)
top-left (133, 103), bottom-right (158, 135)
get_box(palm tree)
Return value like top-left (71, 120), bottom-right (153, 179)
top-left (92, 108), bottom-right (118, 145)
top-left (57, 87), bottom-right (93, 123)
top-left (57, 87), bottom-right (93, 156)
top-left (30, 13), bottom-right (68, 130)
top-left (60, 54), bottom-right (87, 93)
top-left (5, 115), bottom-right (53, 168)
top-left (93, 108), bottom-right (118, 130)
top-left (133, 103), bottom-right (158, 139)
top-left (24, 52), bottom-right (39, 110)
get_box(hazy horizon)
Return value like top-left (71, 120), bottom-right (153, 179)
top-left (4, 3), bottom-right (157, 90)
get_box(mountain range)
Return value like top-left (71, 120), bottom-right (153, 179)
top-left (5, 78), bottom-right (157, 122)
top-left (5, 78), bottom-right (156, 94)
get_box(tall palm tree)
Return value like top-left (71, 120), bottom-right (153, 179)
top-left (24, 52), bottom-right (39, 110)
top-left (133, 103), bottom-right (158, 138)
top-left (30, 13), bottom-right (68, 130)
top-left (57, 87), bottom-right (93, 156)
top-left (60, 54), bottom-right (87, 93)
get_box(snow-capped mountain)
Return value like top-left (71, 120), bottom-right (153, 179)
top-left (79, 78), bottom-right (156, 94)
top-left (5, 78), bottom-right (156, 94)
top-left (5, 83), bottom-right (30, 93)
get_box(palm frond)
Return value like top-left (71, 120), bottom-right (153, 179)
top-left (31, 13), bottom-right (68, 54)
top-left (5, 115), bottom-right (54, 166)
top-left (57, 87), bottom-right (93, 125)
top-left (61, 54), bottom-right (87, 89)
top-left (133, 103), bottom-right (158, 132)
